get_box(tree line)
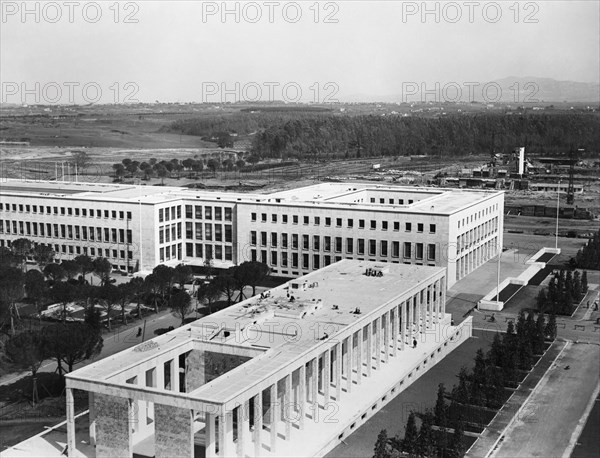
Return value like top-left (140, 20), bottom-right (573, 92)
top-left (573, 229), bottom-right (600, 270)
top-left (374, 312), bottom-right (555, 458)
top-left (536, 269), bottom-right (588, 316)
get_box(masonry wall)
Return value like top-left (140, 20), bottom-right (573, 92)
top-left (154, 404), bottom-right (193, 458)
top-left (94, 393), bottom-right (132, 458)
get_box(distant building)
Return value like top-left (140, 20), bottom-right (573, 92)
top-left (64, 260), bottom-right (472, 458)
top-left (0, 180), bottom-right (504, 285)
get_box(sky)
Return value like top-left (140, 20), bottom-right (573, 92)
top-left (1, 0), bottom-right (599, 104)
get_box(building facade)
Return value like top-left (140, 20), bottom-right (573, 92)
top-left (65, 260), bottom-right (473, 458)
top-left (0, 180), bottom-right (504, 285)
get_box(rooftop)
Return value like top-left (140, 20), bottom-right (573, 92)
top-left (69, 260), bottom-right (444, 405)
top-left (0, 180), bottom-right (502, 214)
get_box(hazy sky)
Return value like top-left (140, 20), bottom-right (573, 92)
top-left (1, 0), bottom-right (598, 103)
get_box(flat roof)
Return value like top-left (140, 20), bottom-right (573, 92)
top-left (69, 260), bottom-right (444, 404)
top-left (0, 179), bottom-right (502, 214)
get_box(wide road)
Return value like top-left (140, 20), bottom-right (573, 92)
top-left (492, 342), bottom-right (600, 458)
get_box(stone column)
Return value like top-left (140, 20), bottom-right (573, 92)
top-left (66, 388), bottom-right (76, 457)
top-left (298, 364), bottom-right (306, 430)
top-left (441, 277), bottom-right (446, 316)
top-left (254, 392), bottom-right (263, 457)
top-left (89, 391), bottom-right (96, 447)
top-left (356, 328), bottom-right (363, 384)
top-left (375, 316), bottom-right (381, 370)
top-left (419, 289), bottom-right (425, 334)
top-left (237, 402), bottom-right (250, 457)
top-left (284, 374), bottom-right (292, 440)
top-left (391, 309), bottom-right (397, 357)
top-left (205, 413), bottom-right (216, 458)
top-left (323, 349), bottom-right (331, 402)
top-left (335, 342), bottom-right (342, 401)
top-left (217, 412), bottom-right (231, 458)
top-left (401, 301), bottom-right (406, 351)
top-left (270, 383), bottom-right (278, 453)
top-left (311, 358), bottom-right (318, 414)
top-left (407, 298), bottom-right (413, 342)
top-left (366, 321), bottom-right (373, 376)
top-left (383, 312), bottom-right (389, 363)
top-left (346, 335), bottom-right (353, 392)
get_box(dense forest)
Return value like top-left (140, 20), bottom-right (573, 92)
top-left (164, 112), bottom-right (600, 160)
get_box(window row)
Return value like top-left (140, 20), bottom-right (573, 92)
top-left (158, 223), bottom-right (183, 245)
top-left (0, 240), bottom-right (133, 260)
top-left (159, 243), bottom-right (182, 263)
top-left (456, 217), bottom-right (498, 253)
top-left (184, 205), bottom-right (232, 222)
top-left (249, 232), bottom-right (437, 261)
top-left (0, 203), bottom-right (132, 220)
top-left (158, 206), bottom-right (182, 223)
top-left (0, 220), bottom-right (132, 243)
top-left (457, 203), bottom-right (499, 229)
top-left (184, 243), bottom-right (233, 262)
top-left (182, 223), bottom-right (233, 243)
top-left (250, 213), bottom-right (435, 233)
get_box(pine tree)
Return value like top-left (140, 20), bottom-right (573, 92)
top-left (416, 411), bottom-right (435, 457)
top-left (573, 271), bottom-right (583, 302)
top-left (402, 411), bottom-right (419, 454)
top-left (434, 384), bottom-right (448, 427)
top-left (536, 288), bottom-right (548, 312)
top-left (581, 271), bottom-right (588, 293)
top-left (534, 313), bottom-right (546, 355)
top-left (449, 419), bottom-right (466, 458)
top-left (545, 313), bottom-right (557, 340)
top-left (488, 333), bottom-right (505, 367)
top-left (452, 367), bottom-right (470, 404)
top-left (374, 429), bottom-right (391, 458)
top-left (470, 349), bottom-right (487, 406)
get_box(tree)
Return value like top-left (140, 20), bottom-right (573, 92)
top-left (44, 323), bottom-right (103, 374)
top-left (117, 283), bottom-right (134, 325)
top-left (156, 165), bottom-right (168, 185)
top-left (93, 257), bottom-right (112, 286)
top-left (581, 271), bottom-right (588, 293)
top-left (374, 429), bottom-right (391, 458)
top-left (434, 383), bottom-right (448, 426)
top-left (51, 281), bottom-right (76, 323)
top-left (545, 313), bottom-right (557, 340)
top-left (536, 288), bottom-right (547, 312)
top-left (174, 264), bottom-right (193, 290)
top-left (207, 158), bottom-right (220, 175)
top-left (488, 333), bottom-right (505, 367)
top-left (449, 418), bottom-right (466, 458)
top-left (5, 330), bottom-right (46, 404)
top-left (416, 410), bottom-right (435, 457)
top-left (32, 244), bottom-right (55, 268)
top-left (43, 263), bottom-right (65, 284)
top-left (61, 259), bottom-right (81, 280)
top-left (452, 367), bottom-right (470, 404)
top-left (144, 273), bottom-right (162, 313)
top-left (152, 264), bottom-right (176, 300)
top-left (402, 411), bottom-right (419, 454)
top-left (74, 255), bottom-right (94, 284)
top-left (196, 281), bottom-right (221, 315)
top-left (11, 238), bottom-right (33, 271)
top-left (0, 246), bottom-right (20, 267)
top-left (112, 163), bottom-right (126, 180)
top-left (534, 313), bottom-right (546, 355)
top-left (128, 277), bottom-right (145, 319)
top-left (0, 266), bottom-right (24, 334)
top-left (24, 269), bottom-right (47, 316)
top-left (236, 261), bottom-right (271, 297)
top-left (170, 290), bottom-right (193, 325)
top-left (210, 272), bottom-right (238, 307)
top-left (71, 151), bottom-right (92, 175)
top-left (99, 284), bottom-right (120, 331)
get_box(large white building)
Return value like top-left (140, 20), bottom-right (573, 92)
top-left (0, 180), bottom-right (503, 285)
top-left (64, 260), bottom-right (473, 458)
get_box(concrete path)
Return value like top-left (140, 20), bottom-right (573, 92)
top-left (466, 340), bottom-right (566, 458)
top-left (490, 342), bottom-right (600, 458)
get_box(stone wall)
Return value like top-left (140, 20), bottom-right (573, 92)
top-left (94, 393), bottom-right (132, 458)
top-left (154, 404), bottom-right (193, 458)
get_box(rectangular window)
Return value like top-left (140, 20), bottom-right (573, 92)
top-left (336, 218), bottom-right (342, 227)
top-left (405, 222), bottom-right (412, 232)
top-left (292, 252), bottom-right (298, 268)
top-left (313, 254), bottom-right (320, 269)
top-left (224, 208), bottom-right (232, 221)
top-left (370, 220), bottom-right (376, 230)
top-left (325, 217), bottom-right (331, 226)
top-left (302, 235), bottom-right (309, 250)
top-left (416, 243), bottom-right (424, 259)
top-left (186, 222), bottom-right (193, 239)
top-left (382, 221), bottom-right (388, 231)
top-left (293, 215), bottom-right (298, 224)
top-left (205, 207), bottom-right (212, 220)
top-left (358, 239), bottom-right (365, 255)
top-left (214, 224), bottom-right (222, 242)
top-left (392, 241), bottom-right (400, 258)
top-left (404, 242), bottom-right (412, 258)
top-left (369, 239), bottom-right (376, 256)
top-left (359, 219), bottom-right (365, 229)
top-left (225, 225), bottom-right (232, 243)
top-left (272, 214), bottom-right (277, 223)
top-left (185, 205), bottom-right (193, 218)
top-left (195, 223), bottom-right (203, 240)
top-left (314, 216), bottom-right (320, 225)
top-left (159, 209), bottom-right (164, 222)
top-left (302, 253), bottom-right (309, 269)
top-left (251, 231), bottom-right (257, 245)
top-left (292, 234), bottom-right (298, 249)
top-left (335, 237), bottom-right (342, 253)
top-left (313, 235), bottom-right (320, 250)
top-left (215, 207), bottom-right (222, 221)
top-left (394, 222), bottom-right (400, 231)
top-left (251, 212), bottom-right (257, 222)
top-left (214, 246), bottom-right (222, 260)
top-left (281, 252), bottom-right (288, 267)
top-left (225, 246), bottom-right (232, 261)
top-left (324, 236), bottom-right (331, 252)
top-left (261, 213), bottom-right (267, 222)
top-left (346, 238), bottom-right (353, 254)
top-left (261, 232), bottom-right (267, 246)
top-left (303, 216), bottom-right (309, 225)
top-left (195, 243), bottom-right (203, 258)
top-left (271, 251), bottom-right (278, 266)
top-left (381, 240), bottom-right (388, 257)
top-left (427, 244), bottom-right (436, 261)
top-left (417, 223), bottom-right (424, 233)
top-left (282, 215), bottom-right (288, 224)
top-left (205, 225), bottom-right (212, 241)
top-left (271, 232), bottom-right (278, 247)
top-left (429, 224), bottom-right (436, 234)
top-left (282, 233), bottom-right (288, 248)
top-left (348, 219), bottom-right (353, 228)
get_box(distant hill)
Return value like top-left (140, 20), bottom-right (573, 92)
top-left (343, 77), bottom-right (600, 104)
